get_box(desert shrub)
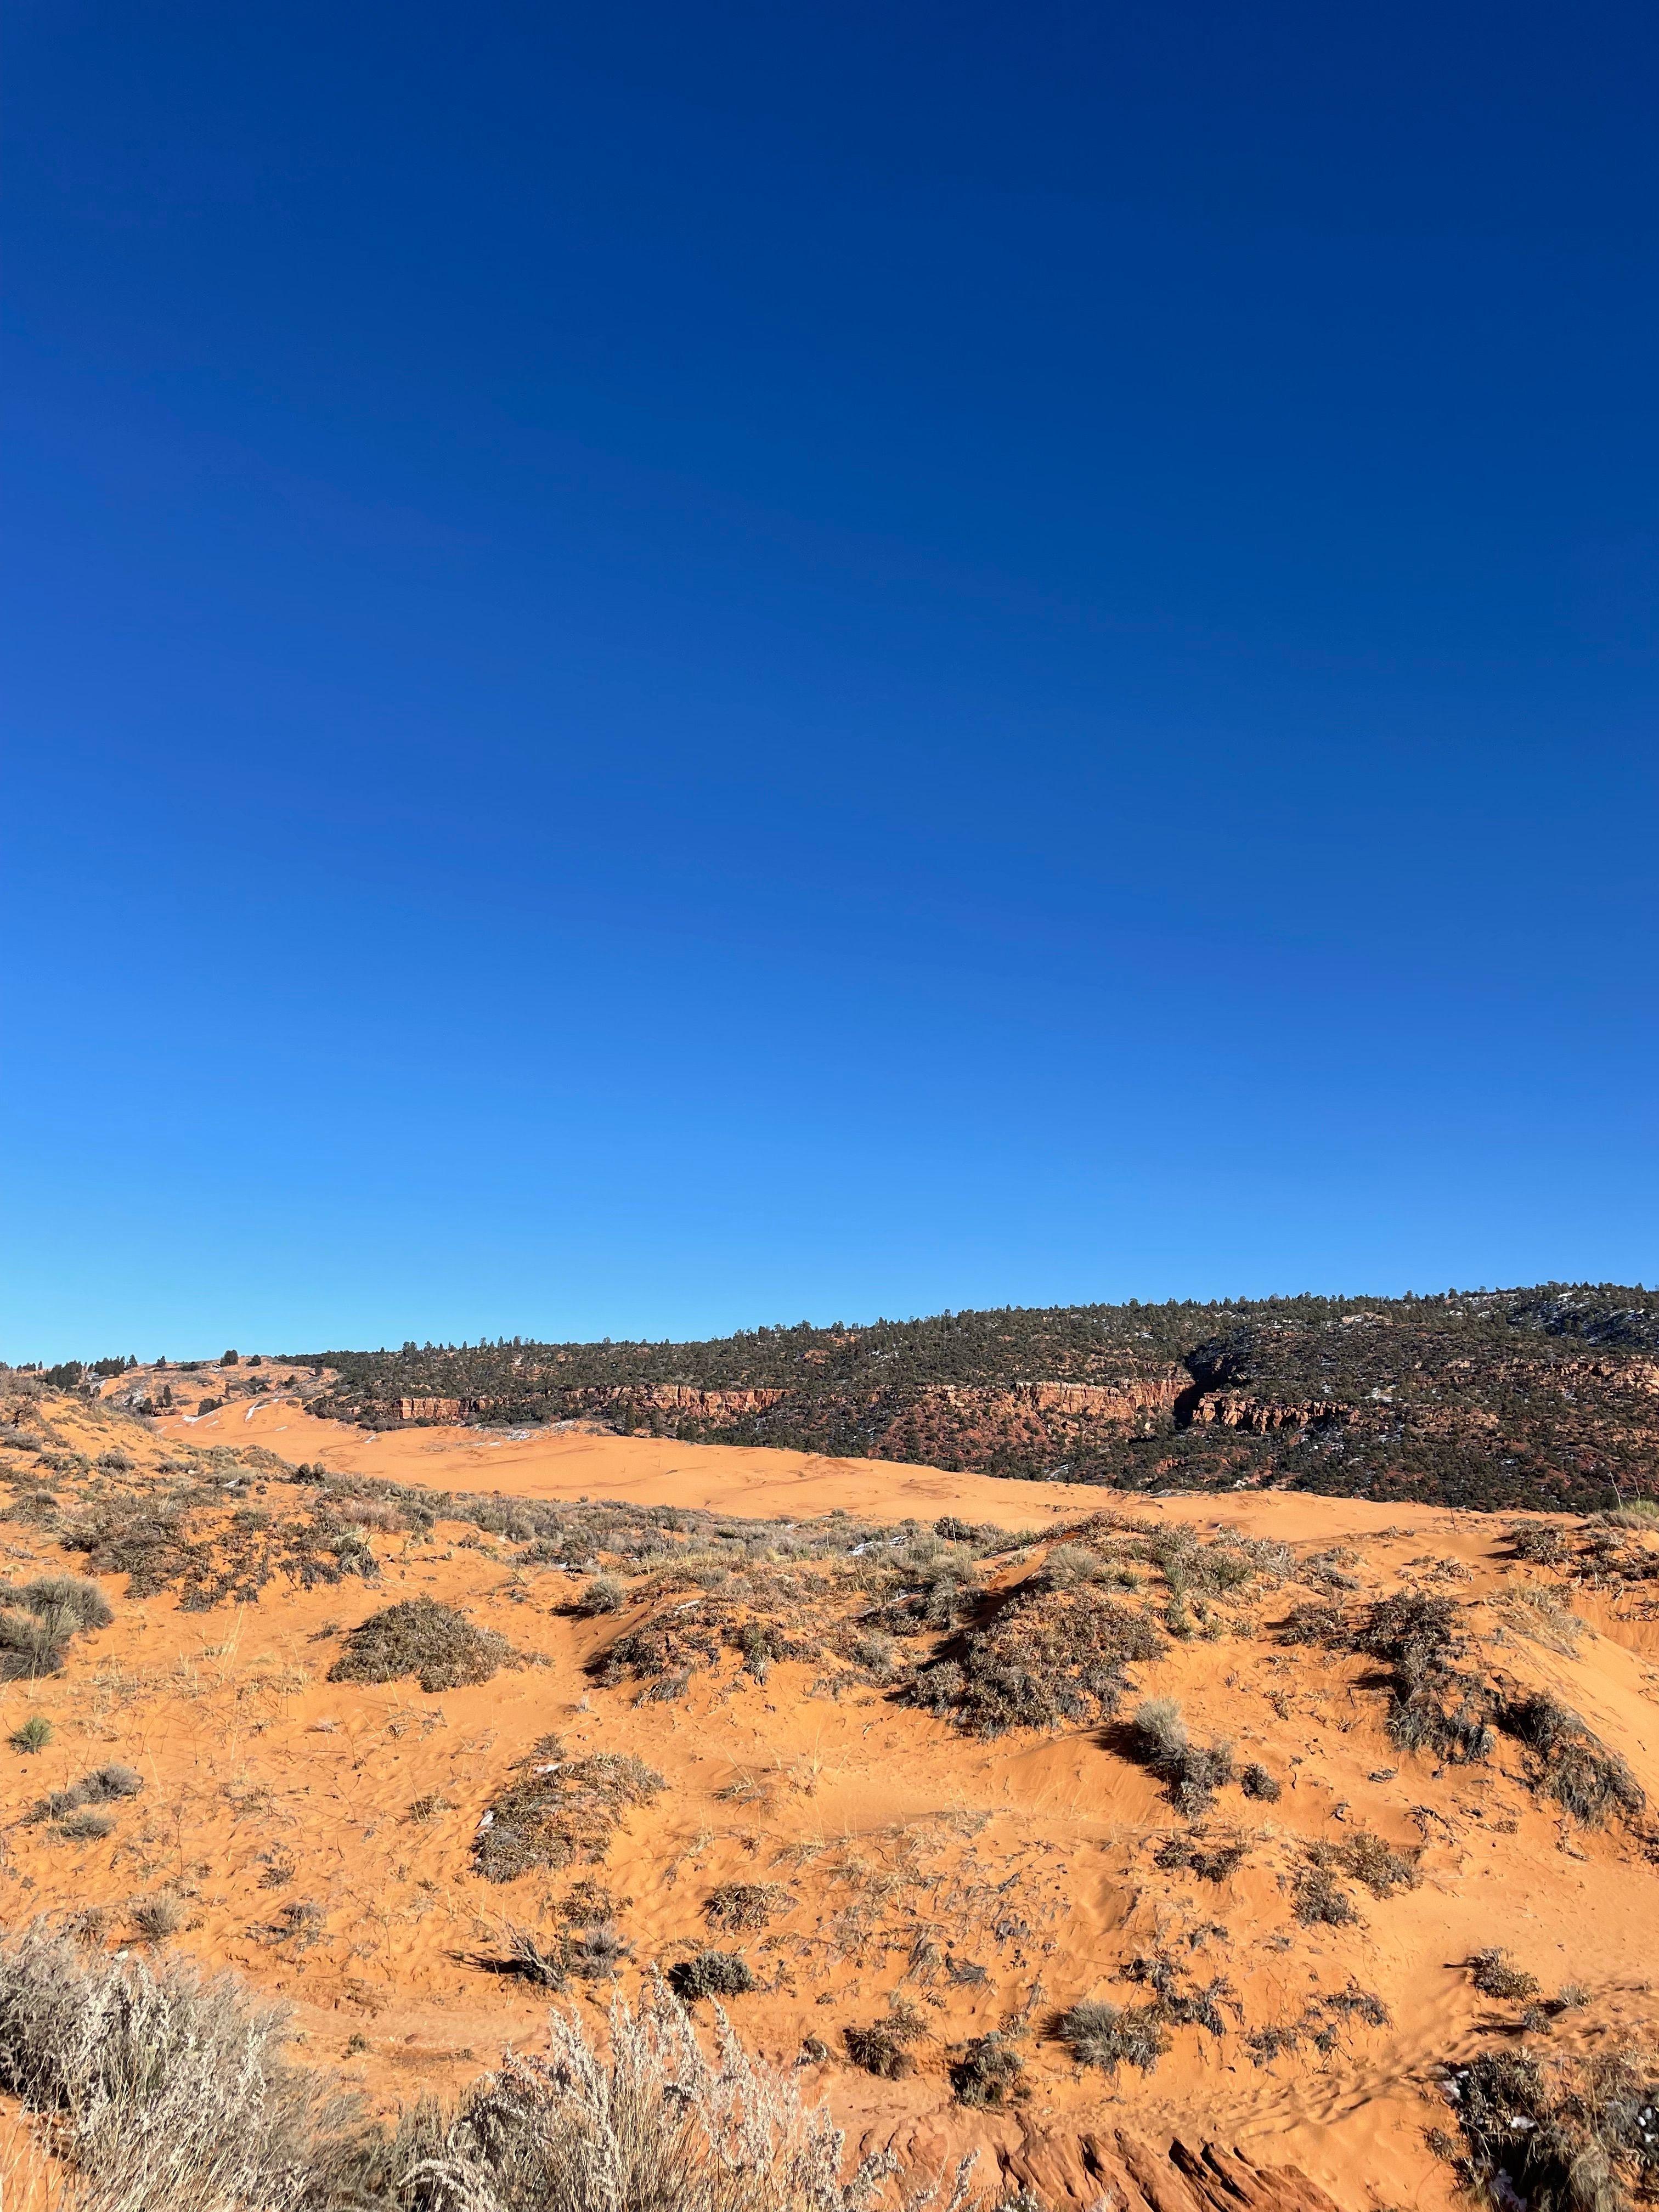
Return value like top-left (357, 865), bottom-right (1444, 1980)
top-left (950, 2032), bottom-right (1024, 2108)
top-left (1057, 1999), bottom-right (1170, 2077)
top-left (1509, 1522), bottom-right (1572, 1564)
top-left (577, 1575), bottom-right (627, 1616)
top-left (1471, 1948), bottom-right (1542, 2000)
top-left (9, 1716), bottom-right (52, 1754)
top-left (473, 1736), bottom-right (665, 1881)
top-left (1120, 1952), bottom-right (1234, 2036)
top-left (253, 1900), bottom-right (325, 1950)
top-left (1130, 1699), bottom-right (1234, 1815)
top-left (668, 1950), bottom-right (756, 2003)
top-left (383, 1975), bottom-right (972, 2212)
top-left (1502, 1694), bottom-right (1646, 1826)
top-left (1240, 1761), bottom-right (1282, 1801)
top-left (841, 2002), bottom-right (928, 2083)
top-left (1153, 1833), bottom-right (1250, 1882)
top-left (1312, 1830), bottom-right (1421, 1899)
top-left (1450, 2044), bottom-right (1659, 2212)
top-left (0, 1922), bottom-right (372, 2212)
top-left (704, 1883), bottom-right (790, 1933)
top-left (327, 1598), bottom-right (526, 1693)
top-left (917, 1580), bottom-right (1161, 1737)
top-left (32, 1765), bottom-right (143, 1833)
top-left (1294, 1867), bottom-right (1359, 1926)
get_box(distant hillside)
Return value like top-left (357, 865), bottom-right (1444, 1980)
top-left (286, 1284), bottom-right (1659, 1512)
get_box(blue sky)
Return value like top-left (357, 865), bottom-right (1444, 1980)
top-left (5, 1), bottom-right (1656, 1361)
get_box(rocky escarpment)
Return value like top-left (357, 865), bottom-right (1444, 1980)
top-left (276, 1283), bottom-right (1659, 1510)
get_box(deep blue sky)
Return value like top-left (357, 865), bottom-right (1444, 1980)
top-left (5, 1), bottom-right (1656, 1361)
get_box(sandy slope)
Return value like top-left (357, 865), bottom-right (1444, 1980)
top-left (2, 1389), bottom-right (1654, 2211)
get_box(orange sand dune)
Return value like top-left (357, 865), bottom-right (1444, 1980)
top-left (5, 1389), bottom-right (1654, 2211)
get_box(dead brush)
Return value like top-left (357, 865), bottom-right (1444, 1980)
top-left (0, 1577), bottom-right (112, 1682)
top-left (844, 2001), bottom-right (928, 2079)
top-left (1153, 1832), bottom-right (1251, 1883)
top-left (949, 2033), bottom-right (1024, 2109)
top-left (703, 1882), bottom-right (791, 1933)
top-left (327, 1598), bottom-right (528, 1694)
top-left (667, 1950), bottom-right (757, 2003)
top-left (472, 1736), bottom-right (665, 1881)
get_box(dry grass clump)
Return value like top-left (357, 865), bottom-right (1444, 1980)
top-left (1471, 1948), bottom-right (1542, 2001)
top-left (328, 1598), bottom-right (528, 1693)
top-left (1247, 1986), bottom-right (1391, 2066)
top-left (129, 1894), bottom-right (185, 1944)
top-left (473, 1736), bottom-right (666, 1882)
top-left (0, 1922), bottom-right (371, 2212)
top-left (1448, 2044), bottom-right (1659, 2212)
top-left (1502, 1693), bottom-right (1646, 1827)
top-left (390, 1977), bottom-right (978, 2212)
top-left (0, 1577), bottom-right (112, 1681)
top-left (668, 1951), bottom-right (756, 2004)
top-left (915, 1581), bottom-right (1162, 1736)
top-left (1056, 1999), bottom-right (1171, 2078)
top-left (31, 1764), bottom-right (143, 1841)
top-left (1240, 1761), bottom-right (1281, 1801)
top-left (0, 1923), bottom-right (970, 2212)
top-left (9, 1716), bottom-right (52, 1754)
top-left (703, 1883), bottom-right (791, 1933)
top-left (1130, 1699), bottom-right (1234, 1816)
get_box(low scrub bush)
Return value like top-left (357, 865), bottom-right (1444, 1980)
top-left (916, 1582), bottom-right (1161, 1737)
top-left (1131, 1699), bottom-right (1234, 1816)
top-left (1310, 1830), bottom-right (1421, 1899)
top-left (703, 1882), bottom-right (791, 1933)
top-left (8, 1716), bottom-right (52, 1754)
top-left (1449, 2044), bottom-right (1659, 2212)
top-left (390, 1976), bottom-right (978, 2212)
top-left (328, 1598), bottom-right (527, 1694)
top-left (1294, 1867), bottom-right (1359, 1927)
top-left (0, 1577), bottom-right (112, 1681)
top-left (949, 2033), bottom-right (1024, 2109)
top-left (473, 1736), bottom-right (665, 1881)
top-left (668, 1951), bottom-right (755, 2004)
top-left (1502, 1694), bottom-right (1646, 1827)
top-left (1470, 1948), bottom-right (1542, 2001)
top-left (1056, 1999), bottom-right (1170, 2077)
top-left (844, 2004), bottom-right (927, 2080)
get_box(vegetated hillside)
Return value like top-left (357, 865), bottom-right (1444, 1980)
top-left (2, 1380), bottom-right (1658, 2212)
top-left (285, 1285), bottom-right (1659, 1511)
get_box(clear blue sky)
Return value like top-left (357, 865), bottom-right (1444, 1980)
top-left (5, 1), bottom-right (1656, 1362)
